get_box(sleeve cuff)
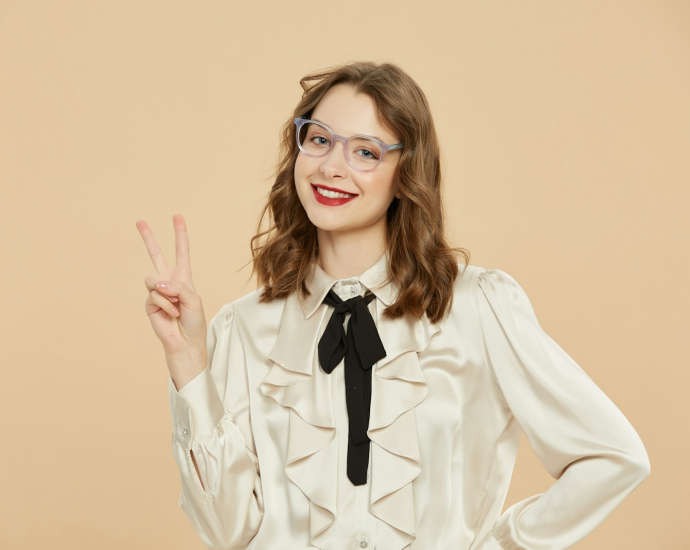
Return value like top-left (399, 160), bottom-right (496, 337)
top-left (168, 366), bottom-right (227, 449)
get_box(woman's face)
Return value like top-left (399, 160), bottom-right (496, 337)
top-left (294, 83), bottom-right (402, 236)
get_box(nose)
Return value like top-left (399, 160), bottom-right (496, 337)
top-left (319, 136), bottom-right (349, 178)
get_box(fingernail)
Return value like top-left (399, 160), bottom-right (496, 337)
top-left (172, 307), bottom-right (180, 316)
top-left (157, 281), bottom-right (170, 290)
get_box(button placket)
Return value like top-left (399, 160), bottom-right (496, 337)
top-left (330, 276), bottom-right (374, 549)
top-left (354, 450), bottom-right (374, 549)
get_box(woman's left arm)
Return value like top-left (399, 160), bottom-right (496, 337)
top-left (475, 268), bottom-right (650, 550)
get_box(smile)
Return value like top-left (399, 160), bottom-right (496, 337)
top-left (311, 184), bottom-right (358, 206)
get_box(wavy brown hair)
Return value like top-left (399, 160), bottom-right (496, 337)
top-left (247, 60), bottom-right (470, 324)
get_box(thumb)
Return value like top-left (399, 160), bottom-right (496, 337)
top-left (155, 280), bottom-right (201, 309)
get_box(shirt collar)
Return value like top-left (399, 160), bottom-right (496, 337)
top-left (299, 249), bottom-right (397, 318)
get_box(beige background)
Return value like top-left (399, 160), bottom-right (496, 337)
top-left (1, 1), bottom-right (687, 548)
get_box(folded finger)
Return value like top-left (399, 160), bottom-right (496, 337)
top-left (146, 289), bottom-right (180, 317)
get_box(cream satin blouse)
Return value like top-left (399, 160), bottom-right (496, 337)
top-left (167, 250), bottom-right (650, 550)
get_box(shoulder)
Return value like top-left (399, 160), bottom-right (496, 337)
top-left (450, 262), bottom-right (499, 303)
top-left (445, 262), bottom-right (531, 322)
top-left (452, 263), bottom-right (525, 297)
top-left (217, 286), bottom-right (287, 327)
top-left (452, 262), bottom-right (484, 293)
top-left (472, 266), bottom-right (535, 315)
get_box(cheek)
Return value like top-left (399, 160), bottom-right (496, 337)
top-left (294, 154), bottom-right (318, 180)
top-left (366, 172), bottom-right (397, 201)
top-left (294, 155), bottom-right (305, 180)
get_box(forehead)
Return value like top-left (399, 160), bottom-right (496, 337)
top-left (311, 84), bottom-right (398, 143)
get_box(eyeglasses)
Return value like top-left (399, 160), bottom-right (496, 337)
top-left (294, 117), bottom-right (404, 172)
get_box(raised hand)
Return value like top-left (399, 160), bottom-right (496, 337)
top-left (136, 214), bottom-right (208, 388)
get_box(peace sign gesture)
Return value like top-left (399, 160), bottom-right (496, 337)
top-left (136, 214), bottom-right (208, 386)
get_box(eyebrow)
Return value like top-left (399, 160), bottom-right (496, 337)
top-left (311, 117), bottom-right (386, 143)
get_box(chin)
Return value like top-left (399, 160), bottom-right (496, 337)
top-left (306, 213), bottom-right (351, 232)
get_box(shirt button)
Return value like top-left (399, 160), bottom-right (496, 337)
top-left (359, 539), bottom-right (368, 548)
top-left (350, 286), bottom-right (357, 295)
top-left (179, 428), bottom-right (188, 437)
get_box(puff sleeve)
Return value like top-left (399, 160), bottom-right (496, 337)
top-left (475, 268), bottom-right (650, 550)
top-left (168, 302), bottom-right (264, 550)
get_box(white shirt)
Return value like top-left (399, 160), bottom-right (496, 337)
top-left (168, 250), bottom-right (650, 550)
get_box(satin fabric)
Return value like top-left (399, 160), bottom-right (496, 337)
top-left (168, 250), bottom-right (650, 550)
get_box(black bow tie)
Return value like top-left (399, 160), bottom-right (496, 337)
top-left (318, 288), bottom-right (387, 485)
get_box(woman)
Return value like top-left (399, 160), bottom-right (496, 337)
top-left (136, 61), bottom-right (650, 550)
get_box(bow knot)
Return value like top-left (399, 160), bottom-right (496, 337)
top-left (319, 291), bottom-right (383, 373)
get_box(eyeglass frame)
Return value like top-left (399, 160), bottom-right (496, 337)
top-left (293, 117), bottom-right (404, 172)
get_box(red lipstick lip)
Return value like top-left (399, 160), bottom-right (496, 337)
top-left (311, 183), bottom-right (358, 195)
top-left (311, 183), bottom-right (358, 206)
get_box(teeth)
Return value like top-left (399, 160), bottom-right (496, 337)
top-left (316, 186), bottom-right (355, 199)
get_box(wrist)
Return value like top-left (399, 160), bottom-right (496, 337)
top-left (166, 349), bottom-right (208, 391)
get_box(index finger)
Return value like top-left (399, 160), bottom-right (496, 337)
top-left (135, 219), bottom-right (170, 277)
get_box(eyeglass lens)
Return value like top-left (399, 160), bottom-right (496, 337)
top-left (297, 122), bottom-right (382, 170)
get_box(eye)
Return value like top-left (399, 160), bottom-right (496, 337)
top-left (355, 148), bottom-right (379, 160)
top-left (309, 134), bottom-right (331, 147)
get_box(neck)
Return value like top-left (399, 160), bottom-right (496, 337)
top-left (316, 223), bottom-right (387, 280)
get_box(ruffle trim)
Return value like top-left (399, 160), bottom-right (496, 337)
top-left (259, 291), bottom-right (441, 550)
